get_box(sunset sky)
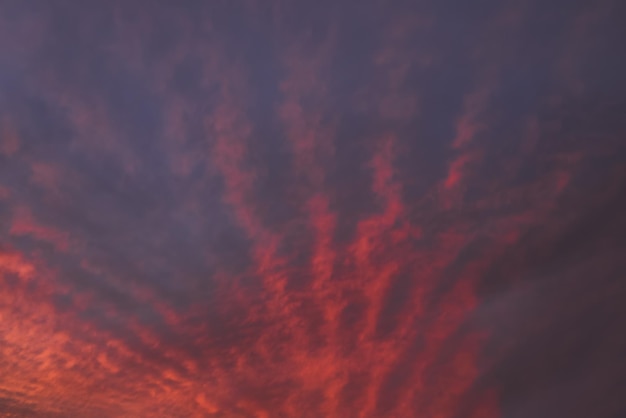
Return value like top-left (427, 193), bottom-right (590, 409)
top-left (1, 0), bottom-right (625, 417)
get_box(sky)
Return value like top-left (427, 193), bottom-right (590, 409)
top-left (0, 0), bottom-right (625, 417)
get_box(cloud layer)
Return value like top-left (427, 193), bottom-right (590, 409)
top-left (1, 1), bottom-right (625, 417)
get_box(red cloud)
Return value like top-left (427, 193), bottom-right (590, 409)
top-left (0, 1), bottom-right (623, 417)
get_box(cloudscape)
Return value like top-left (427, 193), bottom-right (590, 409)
top-left (1, 0), bottom-right (625, 417)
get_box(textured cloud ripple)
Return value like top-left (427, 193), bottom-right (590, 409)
top-left (1, 1), bottom-right (625, 417)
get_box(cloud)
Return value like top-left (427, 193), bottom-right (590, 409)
top-left (0, 1), bottom-right (624, 417)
